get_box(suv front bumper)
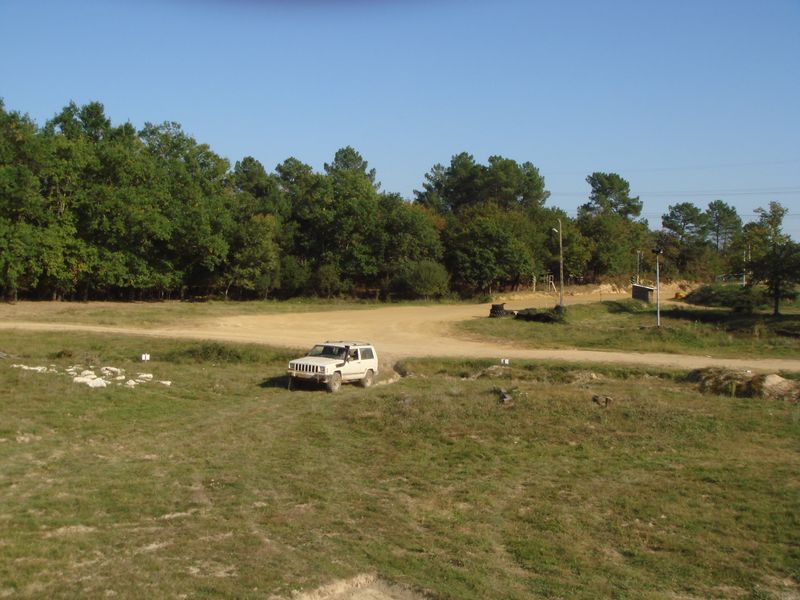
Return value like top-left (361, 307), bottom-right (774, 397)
top-left (287, 369), bottom-right (331, 383)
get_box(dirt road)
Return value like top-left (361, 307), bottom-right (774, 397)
top-left (2, 291), bottom-right (799, 373)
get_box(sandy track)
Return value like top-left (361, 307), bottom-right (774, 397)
top-left (2, 293), bottom-right (799, 373)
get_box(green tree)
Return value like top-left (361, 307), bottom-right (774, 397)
top-left (747, 202), bottom-right (800, 315)
top-left (394, 260), bottom-right (450, 299)
top-left (277, 157), bottom-right (335, 266)
top-left (323, 149), bottom-right (385, 287)
top-left (441, 152), bottom-right (483, 212)
top-left (484, 156), bottom-right (549, 210)
top-left (324, 146), bottom-right (379, 190)
top-left (140, 121), bottom-right (232, 296)
top-left (543, 209), bottom-right (591, 284)
top-left (662, 202), bottom-right (707, 243)
top-left (414, 153), bottom-right (548, 215)
top-left (577, 172), bottom-right (648, 280)
top-left (705, 199), bottom-right (741, 252)
top-left (233, 156), bottom-right (289, 222)
top-left (278, 255), bottom-right (310, 298)
top-left (445, 205), bottom-right (533, 293)
top-left (582, 172), bottom-right (642, 219)
top-left (224, 214), bottom-right (280, 299)
top-left (414, 163), bottom-right (448, 214)
top-left (315, 263), bottom-right (341, 298)
top-left (377, 192), bottom-right (444, 292)
top-left (661, 202), bottom-right (711, 277)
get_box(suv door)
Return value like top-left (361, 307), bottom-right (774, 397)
top-left (342, 348), bottom-right (365, 381)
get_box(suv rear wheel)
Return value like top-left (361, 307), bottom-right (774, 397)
top-left (326, 372), bottom-right (342, 393)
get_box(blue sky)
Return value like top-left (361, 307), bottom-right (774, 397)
top-left (2, 0), bottom-right (799, 238)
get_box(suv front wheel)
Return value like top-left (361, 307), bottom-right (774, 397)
top-left (326, 372), bottom-right (342, 393)
top-left (360, 369), bottom-right (374, 388)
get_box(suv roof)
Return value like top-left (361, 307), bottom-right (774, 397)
top-left (323, 341), bottom-right (372, 346)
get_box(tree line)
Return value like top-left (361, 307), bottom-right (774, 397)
top-left (1, 99), bottom-right (798, 308)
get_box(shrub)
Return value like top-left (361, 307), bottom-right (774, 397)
top-left (278, 255), bottom-right (310, 298)
top-left (684, 284), bottom-right (767, 314)
top-left (161, 342), bottom-right (291, 364)
top-left (315, 263), bottom-right (341, 298)
top-left (514, 307), bottom-right (565, 323)
top-left (392, 260), bottom-right (450, 299)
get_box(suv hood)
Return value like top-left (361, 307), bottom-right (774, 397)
top-left (290, 356), bottom-right (345, 367)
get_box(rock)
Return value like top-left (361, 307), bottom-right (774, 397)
top-left (492, 387), bottom-right (520, 406)
top-left (592, 394), bottom-right (613, 408)
top-left (750, 374), bottom-right (800, 401)
top-left (689, 368), bottom-right (800, 401)
top-left (73, 375), bottom-right (107, 388)
top-left (12, 364), bottom-right (48, 373)
top-left (571, 371), bottom-right (600, 384)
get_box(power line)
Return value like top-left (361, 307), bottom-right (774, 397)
top-left (550, 187), bottom-right (800, 198)
top-left (545, 158), bottom-right (800, 175)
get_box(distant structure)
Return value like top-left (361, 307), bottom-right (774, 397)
top-left (632, 284), bottom-right (655, 303)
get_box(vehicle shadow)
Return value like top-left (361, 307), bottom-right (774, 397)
top-left (259, 375), bottom-right (327, 391)
top-left (259, 375), bottom-right (290, 389)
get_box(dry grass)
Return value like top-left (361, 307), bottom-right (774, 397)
top-left (1, 331), bottom-right (798, 599)
top-left (0, 297), bottom-right (379, 327)
top-left (458, 299), bottom-right (800, 359)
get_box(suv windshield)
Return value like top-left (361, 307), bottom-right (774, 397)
top-left (307, 345), bottom-right (347, 359)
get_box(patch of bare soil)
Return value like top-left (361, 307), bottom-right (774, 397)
top-left (283, 574), bottom-right (427, 600)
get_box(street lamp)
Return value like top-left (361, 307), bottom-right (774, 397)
top-left (652, 247), bottom-right (663, 327)
top-left (636, 250), bottom-right (642, 285)
top-left (552, 219), bottom-right (564, 309)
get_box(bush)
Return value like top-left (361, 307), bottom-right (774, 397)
top-left (514, 307), bottom-right (565, 323)
top-left (315, 263), bottom-right (341, 298)
top-left (278, 255), bottom-right (310, 298)
top-left (161, 342), bottom-right (292, 364)
top-left (684, 284), bottom-right (767, 314)
top-left (392, 260), bottom-right (450, 299)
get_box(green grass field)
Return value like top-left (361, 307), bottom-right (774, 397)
top-left (458, 299), bottom-right (800, 359)
top-left (1, 331), bottom-right (798, 598)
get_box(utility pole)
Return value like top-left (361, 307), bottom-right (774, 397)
top-left (652, 247), bottom-right (663, 327)
top-left (742, 244), bottom-right (751, 286)
top-left (553, 219), bottom-right (564, 309)
top-left (636, 250), bottom-right (642, 284)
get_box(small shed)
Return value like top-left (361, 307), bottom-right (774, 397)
top-left (632, 284), bottom-right (655, 303)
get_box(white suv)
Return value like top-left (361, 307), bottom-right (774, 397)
top-left (287, 341), bottom-right (379, 392)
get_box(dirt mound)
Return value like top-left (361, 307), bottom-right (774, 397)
top-left (688, 368), bottom-right (800, 401)
top-left (284, 574), bottom-right (427, 600)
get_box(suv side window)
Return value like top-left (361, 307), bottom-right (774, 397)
top-left (360, 348), bottom-right (374, 360)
